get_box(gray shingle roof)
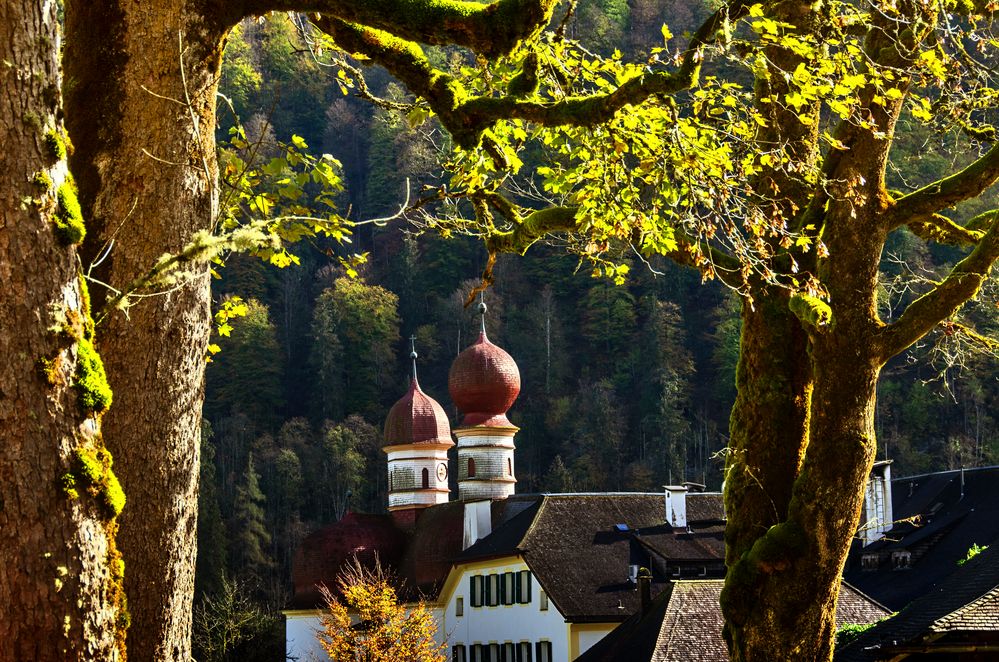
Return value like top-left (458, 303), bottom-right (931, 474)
top-left (837, 538), bottom-right (999, 661)
top-left (577, 580), bottom-right (888, 662)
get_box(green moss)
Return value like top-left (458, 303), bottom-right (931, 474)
top-left (69, 447), bottom-right (125, 519)
top-left (53, 180), bottom-right (86, 245)
top-left (44, 128), bottom-right (67, 161)
top-left (60, 473), bottom-right (79, 500)
top-left (74, 338), bottom-right (112, 414)
top-left (747, 520), bottom-right (806, 572)
top-left (37, 355), bottom-right (62, 386)
top-left (77, 273), bottom-right (95, 340)
top-left (33, 170), bottom-right (53, 191)
top-left (508, 52), bottom-right (540, 97)
top-left (789, 293), bottom-right (832, 329)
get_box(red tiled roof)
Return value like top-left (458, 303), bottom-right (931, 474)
top-left (448, 332), bottom-right (520, 428)
top-left (383, 378), bottom-right (453, 448)
top-left (288, 512), bottom-right (406, 609)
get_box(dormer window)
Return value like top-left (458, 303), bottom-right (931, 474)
top-left (892, 550), bottom-right (911, 570)
top-left (861, 553), bottom-right (879, 571)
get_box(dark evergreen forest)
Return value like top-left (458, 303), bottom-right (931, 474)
top-left (191, 5), bottom-right (999, 659)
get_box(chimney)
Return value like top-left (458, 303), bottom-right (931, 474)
top-left (861, 460), bottom-right (893, 546)
top-left (462, 500), bottom-right (492, 550)
top-left (664, 485), bottom-right (688, 529)
top-left (637, 567), bottom-right (652, 615)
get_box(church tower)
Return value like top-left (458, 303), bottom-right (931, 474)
top-left (383, 339), bottom-right (453, 529)
top-left (448, 299), bottom-right (521, 501)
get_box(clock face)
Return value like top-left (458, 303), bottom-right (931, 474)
top-left (436, 462), bottom-right (448, 482)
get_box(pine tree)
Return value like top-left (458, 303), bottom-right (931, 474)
top-left (230, 453), bottom-right (272, 582)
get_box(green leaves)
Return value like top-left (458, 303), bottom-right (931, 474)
top-left (218, 126), bottom-right (349, 270)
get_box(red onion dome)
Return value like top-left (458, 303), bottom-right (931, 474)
top-left (448, 331), bottom-right (521, 427)
top-left (383, 378), bottom-right (453, 448)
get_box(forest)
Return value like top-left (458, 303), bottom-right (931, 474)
top-left (3, 0), bottom-right (999, 660)
top-left (193, 6), bottom-right (999, 658)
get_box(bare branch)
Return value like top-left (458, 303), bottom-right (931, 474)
top-left (878, 212), bottom-right (999, 360)
top-left (890, 141), bottom-right (999, 229)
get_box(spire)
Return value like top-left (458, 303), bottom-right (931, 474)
top-left (409, 334), bottom-right (418, 381)
top-left (478, 292), bottom-right (487, 335)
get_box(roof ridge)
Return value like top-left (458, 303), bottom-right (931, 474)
top-left (931, 582), bottom-right (999, 631)
top-left (656, 582), bottom-right (686, 662)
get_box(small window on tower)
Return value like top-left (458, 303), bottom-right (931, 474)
top-left (468, 458), bottom-right (477, 478)
top-left (422, 467), bottom-right (430, 489)
top-left (507, 458), bottom-right (513, 475)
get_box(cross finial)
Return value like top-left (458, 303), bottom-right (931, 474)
top-left (409, 334), bottom-right (418, 380)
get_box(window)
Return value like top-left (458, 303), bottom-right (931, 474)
top-left (517, 642), bottom-right (532, 662)
top-left (468, 458), bottom-right (476, 477)
top-left (453, 645), bottom-right (468, 662)
top-left (892, 550), bottom-right (912, 570)
top-left (535, 641), bottom-right (553, 662)
top-left (456, 597), bottom-right (464, 617)
top-left (503, 572), bottom-right (516, 605)
top-left (422, 467), bottom-right (430, 489)
top-left (539, 589), bottom-right (548, 611)
top-left (487, 574), bottom-right (500, 606)
top-left (489, 644), bottom-right (501, 662)
top-left (470, 644), bottom-right (484, 662)
top-left (507, 457), bottom-right (513, 475)
top-left (470, 575), bottom-right (484, 608)
top-left (861, 554), bottom-right (879, 571)
top-left (517, 570), bottom-right (532, 604)
top-left (501, 643), bottom-right (516, 662)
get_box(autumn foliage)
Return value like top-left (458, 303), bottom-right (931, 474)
top-left (317, 559), bottom-right (446, 662)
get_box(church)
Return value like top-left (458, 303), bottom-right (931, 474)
top-left (284, 303), bottom-right (730, 660)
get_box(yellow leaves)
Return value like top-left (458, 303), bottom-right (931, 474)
top-left (911, 96), bottom-right (933, 121)
top-left (317, 563), bottom-right (446, 662)
top-left (918, 49), bottom-right (947, 81)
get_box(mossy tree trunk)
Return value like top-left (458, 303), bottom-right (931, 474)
top-left (61, 1), bottom-right (558, 658)
top-left (64, 2), bottom-right (240, 659)
top-left (0, 0), bottom-right (125, 657)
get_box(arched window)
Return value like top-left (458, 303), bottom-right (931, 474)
top-left (468, 458), bottom-right (476, 478)
top-left (422, 467), bottom-right (430, 489)
top-left (507, 458), bottom-right (513, 475)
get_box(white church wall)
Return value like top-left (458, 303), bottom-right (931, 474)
top-left (439, 557), bottom-right (573, 661)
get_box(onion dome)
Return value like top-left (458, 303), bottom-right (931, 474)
top-left (448, 330), bottom-right (521, 427)
top-left (383, 377), bottom-right (453, 448)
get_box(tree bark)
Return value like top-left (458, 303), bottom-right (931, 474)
top-left (0, 0), bottom-right (124, 657)
top-left (64, 2), bottom-right (236, 659)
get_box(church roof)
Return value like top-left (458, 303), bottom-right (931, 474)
top-left (288, 493), bottom-right (729, 619)
top-left (288, 511), bottom-right (407, 610)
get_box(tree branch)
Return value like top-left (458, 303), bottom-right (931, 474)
top-left (314, 0), bottom-right (753, 149)
top-left (889, 141), bottom-right (999, 229)
top-left (243, 0), bottom-right (560, 57)
top-left (878, 212), bottom-right (999, 360)
top-left (905, 213), bottom-right (986, 246)
top-left (480, 202), bottom-right (743, 287)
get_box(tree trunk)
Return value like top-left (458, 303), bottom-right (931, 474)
top-left (723, 294), bottom-right (811, 564)
top-left (0, 0), bottom-right (125, 657)
top-left (64, 3), bottom-right (236, 659)
top-left (724, 120), bottom-right (892, 657)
